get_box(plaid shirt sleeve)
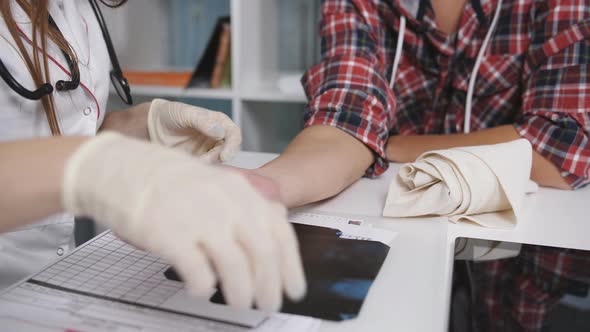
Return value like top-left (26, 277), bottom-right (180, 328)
top-left (301, 0), bottom-right (396, 177)
top-left (514, 6), bottom-right (590, 189)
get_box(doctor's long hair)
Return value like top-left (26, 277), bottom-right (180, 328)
top-left (0, 0), bottom-right (127, 135)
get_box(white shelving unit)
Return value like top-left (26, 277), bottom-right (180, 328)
top-left (126, 86), bottom-right (234, 100)
top-left (104, 0), bottom-right (320, 153)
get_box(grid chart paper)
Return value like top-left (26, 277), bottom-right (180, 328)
top-left (31, 232), bottom-right (181, 307)
top-left (0, 282), bottom-right (251, 332)
top-left (6, 213), bottom-right (394, 331)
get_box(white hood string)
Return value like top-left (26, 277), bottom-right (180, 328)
top-left (389, 0), bottom-right (504, 134)
top-left (389, 16), bottom-right (406, 91)
top-left (464, 0), bottom-right (503, 133)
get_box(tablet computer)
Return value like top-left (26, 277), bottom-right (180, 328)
top-left (449, 237), bottom-right (589, 332)
top-left (166, 223), bottom-right (390, 321)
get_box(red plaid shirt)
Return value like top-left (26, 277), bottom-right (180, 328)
top-left (303, 0), bottom-right (590, 330)
top-left (302, 0), bottom-right (590, 189)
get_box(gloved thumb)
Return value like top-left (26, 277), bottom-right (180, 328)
top-left (201, 142), bottom-right (238, 163)
top-left (201, 145), bottom-right (223, 164)
top-left (203, 124), bottom-right (225, 140)
top-left (219, 142), bottom-right (239, 162)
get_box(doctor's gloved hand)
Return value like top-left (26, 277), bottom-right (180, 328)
top-left (61, 132), bottom-right (306, 311)
top-left (148, 98), bottom-right (241, 163)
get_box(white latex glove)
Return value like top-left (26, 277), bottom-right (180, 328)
top-left (62, 132), bottom-right (305, 311)
top-left (148, 98), bottom-right (241, 163)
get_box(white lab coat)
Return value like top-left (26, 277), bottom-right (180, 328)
top-left (0, 0), bottom-right (110, 289)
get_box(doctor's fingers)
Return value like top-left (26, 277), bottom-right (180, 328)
top-left (211, 112), bottom-right (241, 162)
top-left (200, 235), bottom-right (255, 310)
top-left (183, 135), bottom-right (220, 159)
top-left (153, 100), bottom-right (221, 137)
top-left (200, 144), bottom-right (224, 164)
top-left (265, 204), bottom-right (306, 302)
top-left (181, 107), bottom-right (228, 139)
top-left (235, 214), bottom-right (283, 312)
top-left (161, 243), bottom-right (217, 297)
top-left (184, 110), bottom-right (240, 162)
top-left (192, 127), bottom-right (239, 163)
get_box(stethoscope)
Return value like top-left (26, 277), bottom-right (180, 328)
top-left (389, 0), bottom-right (503, 134)
top-left (0, 0), bottom-right (132, 105)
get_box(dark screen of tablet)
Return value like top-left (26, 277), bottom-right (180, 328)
top-left (449, 238), bottom-right (589, 332)
top-left (165, 223), bottom-right (390, 321)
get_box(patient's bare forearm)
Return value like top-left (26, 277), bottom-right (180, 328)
top-left (255, 125), bottom-right (374, 207)
top-left (0, 137), bottom-right (88, 232)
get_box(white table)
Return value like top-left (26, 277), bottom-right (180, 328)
top-left (229, 151), bottom-right (590, 332)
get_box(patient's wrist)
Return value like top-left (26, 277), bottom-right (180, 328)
top-left (253, 166), bottom-right (303, 208)
top-left (220, 165), bottom-right (285, 204)
top-left (245, 170), bottom-right (283, 204)
top-left (385, 136), bottom-right (405, 162)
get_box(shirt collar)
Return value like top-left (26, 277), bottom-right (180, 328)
top-left (391, 0), bottom-right (499, 56)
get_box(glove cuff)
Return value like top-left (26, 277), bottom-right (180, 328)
top-left (147, 98), bottom-right (170, 143)
top-left (62, 132), bottom-right (123, 218)
top-left (62, 131), bottom-right (215, 231)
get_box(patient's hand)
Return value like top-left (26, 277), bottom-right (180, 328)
top-left (219, 166), bottom-right (282, 203)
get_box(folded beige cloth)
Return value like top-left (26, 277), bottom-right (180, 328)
top-left (382, 139), bottom-right (535, 229)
